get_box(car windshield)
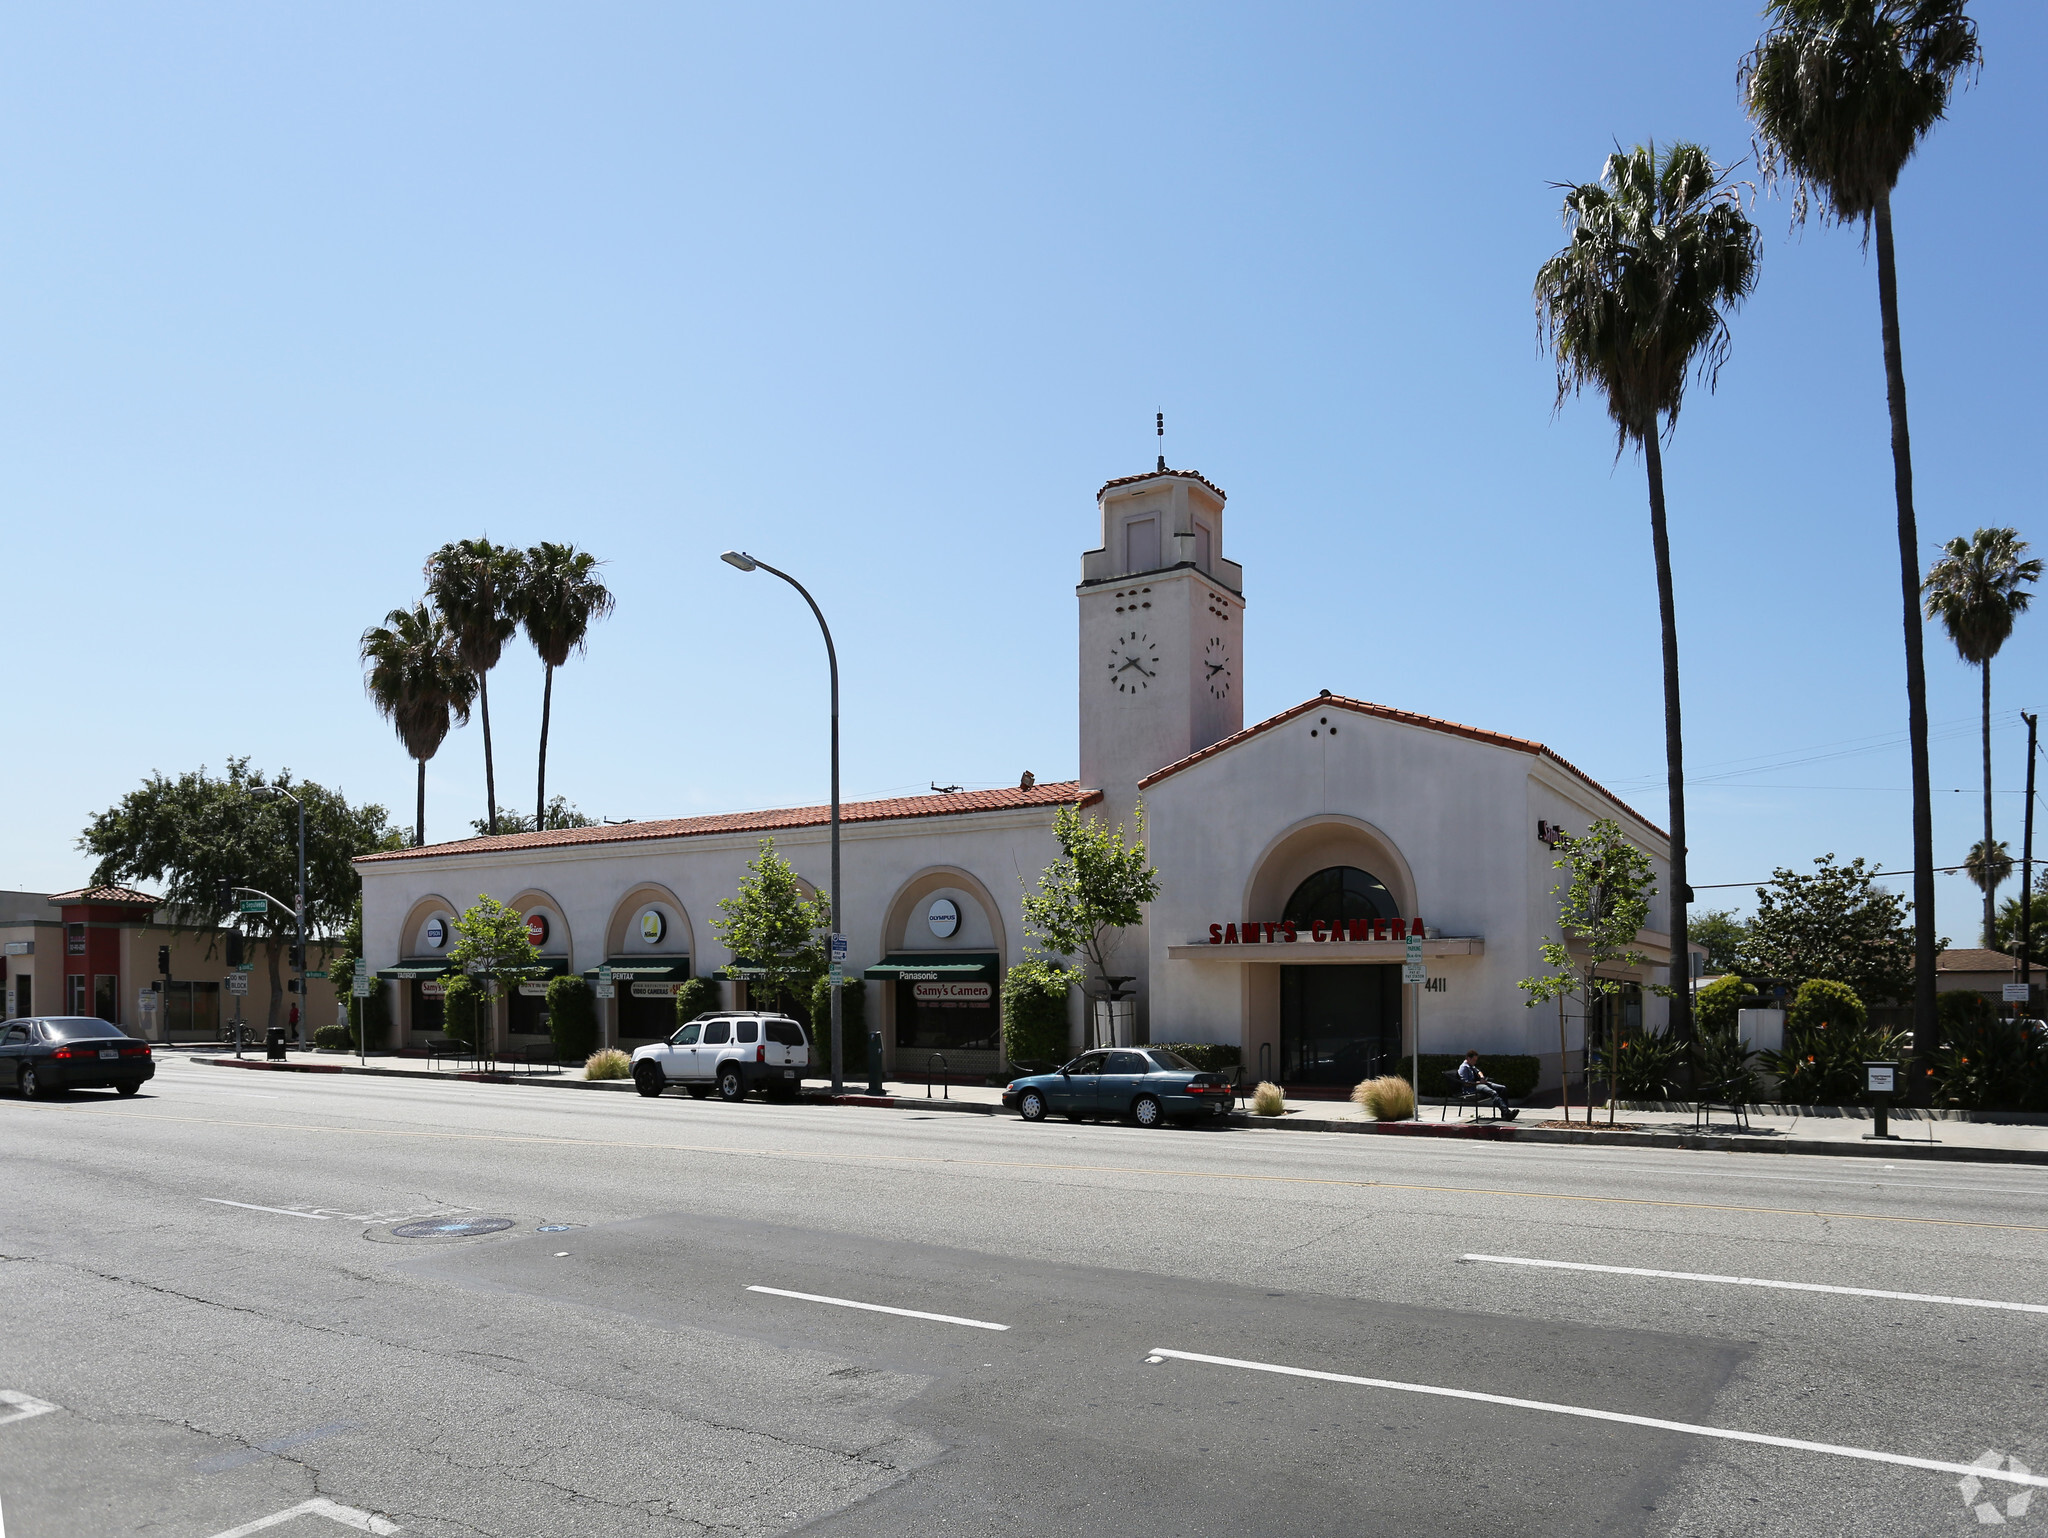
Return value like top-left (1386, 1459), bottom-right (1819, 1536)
top-left (765, 1021), bottom-right (805, 1047)
top-left (1146, 1049), bottom-right (1197, 1072)
top-left (44, 1018), bottom-right (133, 1041)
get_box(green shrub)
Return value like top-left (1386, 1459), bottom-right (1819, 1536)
top-left (1690, 1025), bottom-right (1760, 1104)
top-left (1931, 1009), bottom-right (2045, 1111)
top-left (806, 975), bottom-right (869, 1073)
top-left (546, 975), bottom-right (599, 1062)
top-left (1601, 1027), bottom-right (1686, 1100)
top-left (1694, 974), bottom-right (1759, 1034)
top-left (1352, 1074), bottom-right (1415, 1120)
top-left (352, 984), bottom-right (390, 1050)
top-left (584, 1047), bottom-right (631, 1080)
top-left (443, 976), bottom-right (480, 1046)
top-left (312, 1023), bottom-right (351, 1050)
top-left (1151, 1042), bottom-right (1241, 1074)
top-left (672, 976), bottom-right (719, 1025)
top-left (1786, 978), bottom-right (1867, 1033)
top-left (1935, 988), bottom-right (1995, 1046)
top-left (1400, 1053), bottom-right (1542, 1100)
top-left (1002, 959), bottom-right (1075, 1067)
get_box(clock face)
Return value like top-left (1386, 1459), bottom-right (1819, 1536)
top-left (1107, 630), bottom-right (1157, 694)
top-left (1204, 635), bottom-right (1233, 699)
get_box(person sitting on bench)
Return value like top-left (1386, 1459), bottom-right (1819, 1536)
top-left (1458, 1050), bottom-right (1518, 1120)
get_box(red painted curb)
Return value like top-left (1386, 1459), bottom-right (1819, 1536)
top-left (206, 1058), bottom-right (347, 1074)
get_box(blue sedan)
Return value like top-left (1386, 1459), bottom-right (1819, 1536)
top-left (1003, 1048), bottom-right (1236, 1128)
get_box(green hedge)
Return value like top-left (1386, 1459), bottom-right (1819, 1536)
top-left (672, 977), bottom-right (719, 1025)
top-left (546, 975), bottom-right (599, 1061)
top-left (1151, 1042), bottom-right (1241, 1074)
top-left (807, 975), bottom-right (869, 1074)
top-left (1399, 1053), bottom-right (1542, 1100)
top-left (1695, 974), bottom-right (1759, 1034)
top-left (443, 976), bottom-right (480, 1046)
top-left (1001, 960), bottom-right (1074, 1067)
top-left (312, 1023), bottom-right (351, 1050)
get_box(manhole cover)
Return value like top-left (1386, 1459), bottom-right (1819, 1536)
top-left (389, 1217), bottom-right (515, 1239)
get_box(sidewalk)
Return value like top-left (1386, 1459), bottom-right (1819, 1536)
top-left (165, 1049), bottom-right (2048, 1167)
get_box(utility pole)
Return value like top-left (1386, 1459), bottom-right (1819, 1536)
top-left (2022, 711), bottom-right (2038, 1004)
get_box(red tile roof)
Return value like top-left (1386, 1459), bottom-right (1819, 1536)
top-left (48, 884), bottom-right (161, 907)
top-left (1937, 947), bottom-right (2020, 973)
top-left (1138, 693), bottom-right (1665, 839)
top-left (357, 782), bottom-right (1100, 864)
top-left (1097, 467), bottom-right (1227, 503)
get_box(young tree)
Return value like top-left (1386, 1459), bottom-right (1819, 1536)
top-left (425, 539), bottom-right (524, 836)
top-left (80, 760), bottom-right (398, 1031)
top-left (1020, 802), bottom-right (1160, 1048)
top-left (1739, 854), bottom-right (1926, 1008)
top-left (713, 838), bottom-right (829, 1017)
top-left (515, 542), bottom-right (615, 826)
top-left (468, 797), bottom-right (598, 836)
top-left (446, 893), bottom-right (544, 1058)
top-left (360, 601), bottom-right (476, 846)
top-left (1517, 819), bottom-right (1659, 1125)
top-left (1923, 527), bottom-right (2040, 943)
top-left (1535, 143), bottom-right (1760, 1043)
top-left (1743, 0), bottom-right (1982, 1067)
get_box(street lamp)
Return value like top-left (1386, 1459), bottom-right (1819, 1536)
top-left (721, 550), bottom-right (851, 1094)
top-left (252, 785), bottom-right (308, 1049)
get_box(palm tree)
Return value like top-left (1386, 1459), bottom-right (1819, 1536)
top-left (1924, 527), bottom-right (2041, 943)
top-left (514, 542), bottom-right (615, 827)
top-left (425, 539), bottom-right (524, 835)
top-left (1535, 142), bottom-right (1760, 1042)
top-left (360, 603), bottom-right (478, 845)
top-left (1742, 0), bottom-right (1980, 1063)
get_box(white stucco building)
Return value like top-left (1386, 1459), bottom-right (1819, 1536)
top-left (356, 459), bottom-right (1671, 1088)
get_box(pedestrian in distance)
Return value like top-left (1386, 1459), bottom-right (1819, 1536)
top-left (1459, 1050), bottom-right (1519, 1120)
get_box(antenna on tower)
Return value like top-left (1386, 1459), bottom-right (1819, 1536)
top-left (1156, 411), bottom-right (1166, 472)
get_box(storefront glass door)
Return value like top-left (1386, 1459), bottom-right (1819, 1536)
top-left (1280, 964), bottom-right (1401, 1086)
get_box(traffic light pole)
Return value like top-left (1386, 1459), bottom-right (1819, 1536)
top-left (234, 878), bottom-right (306, 1047)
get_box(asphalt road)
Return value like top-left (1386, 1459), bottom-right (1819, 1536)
top-left (3, 1055), bottom-right (2045, 1537)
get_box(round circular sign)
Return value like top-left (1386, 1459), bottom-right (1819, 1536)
top-left (525, 912), bottom-right (550, 946)
top-left (926, 897), bottom-right (961, 939)
top-left (639, 909), bottom-right (667, 945)
top-left (423, 917), bottom-right (448, 950)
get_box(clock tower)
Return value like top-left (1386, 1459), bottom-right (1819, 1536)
top-left (1078, 465), bottom-right (1245, 828)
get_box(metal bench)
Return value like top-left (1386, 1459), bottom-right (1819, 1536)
top-left (1692, 1075), bottom-right (1751, 1132)
top-left (1439, 1068), bottom-right (1511, 1121)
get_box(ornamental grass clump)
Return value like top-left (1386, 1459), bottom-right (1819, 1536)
top-left (1250, 1081), bottom-right (1286, 1117)
top-left (1351, 1075), bottom-right (1415, 1121)
top-left (583, 1048), bottom-right (631, 1081)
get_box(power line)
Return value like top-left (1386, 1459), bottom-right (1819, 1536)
top-left (1694, 862), bottom-right (1973, 891)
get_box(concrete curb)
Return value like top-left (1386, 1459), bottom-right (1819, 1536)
top-left (192, 1060), bottom-right (2048, 1166)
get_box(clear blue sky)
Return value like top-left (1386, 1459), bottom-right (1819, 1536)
top-left (4, 3), bottom-right (2042, 940)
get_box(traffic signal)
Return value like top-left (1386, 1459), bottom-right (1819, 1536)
top-left (157, 945), bottom-right (170, 977)
top-left (225, 933), bottom-right (244, 968)
top-left (289, 943), bottom-right (304, 970)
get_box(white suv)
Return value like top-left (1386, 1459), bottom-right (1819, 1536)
top-left (630, 1013), bottom-right (810, 1102)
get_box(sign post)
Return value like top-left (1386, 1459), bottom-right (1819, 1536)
top-left (596, 964), bottom-right (615, 1001)
top-left (226, 971), bottom-right (249, 1055)
top-left (1861, 1060), bottom-right (1901, 1141)
top-left (1404, 935), bottom-right (1426, 1108)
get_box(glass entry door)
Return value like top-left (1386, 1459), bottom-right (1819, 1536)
top-left (1280, 964), bottom-right (1401, 1086)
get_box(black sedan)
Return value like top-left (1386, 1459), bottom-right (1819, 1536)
top-left (1, 1017), bottom-right (155, 1098)
top-left (1003, 1048), bottom-right (1236, 1127)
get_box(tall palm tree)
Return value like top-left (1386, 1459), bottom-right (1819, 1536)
top-left (360, 603), bottom-right (478, 845)
top-left (425, 539), bottom-right (524, 835)
top-left (1924, 527), bottom-right (2040, 943)
top-left (515, 542), bottom-right (615, 827)
top-left (1742, 0), bottom-right (1980, 1063)
top-left (1535, 142), bottom-right (1760, 1042)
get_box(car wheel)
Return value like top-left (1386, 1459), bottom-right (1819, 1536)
top-left (717, 1066), bottom-right (746, 1102)
top-left (685, 1084), bottom-right (711, 1099)
top-left (20, 1064), bottom-right (43, 1100)
top-left (1017, 1089), bottom-right (1047, 1122)
top-left (117, 1081), bottom-right (142, 1097)
top-left (1132, 1094), bottom-right (1163, 1128)
top-left (634, 1063), bottom-right (665, 1098)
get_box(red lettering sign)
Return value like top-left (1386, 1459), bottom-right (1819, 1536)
top-left (1282, 920), bottom-right (1297, 942)
top-left (1223, 923), bottom-right (1238, 944)
top-left (1209, 923), bottom-right (1223, 944)
top-left (1310, 919), bottom-right (1326, 942)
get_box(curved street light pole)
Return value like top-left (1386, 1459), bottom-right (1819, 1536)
top-left (252, 785), bottom-right (308, 1048)
top-left (722, 551), bottom-right (846, 1094)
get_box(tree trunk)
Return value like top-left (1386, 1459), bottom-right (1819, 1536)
top-left (415, 757), bottom-right (427, 848)
top-left (536, 663), bottom-right (554, 830)
top-left (479, 668), bottom-right (498, 835)
top-left (1981, 656), bottom-right (1995, 947)
top-left (1643, 431), bottom-right (1691, 1045)
top-left (1876, 191), bottom-right (1938, 1093)
top-left (1557, 992), bottom-right (1572, 1126)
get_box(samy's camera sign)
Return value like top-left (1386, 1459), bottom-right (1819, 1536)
top-left (912, 980), bottom-right (991, 1006)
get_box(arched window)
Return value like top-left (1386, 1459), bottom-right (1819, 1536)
top-left (1282, 866), bottom-right (1399, 927)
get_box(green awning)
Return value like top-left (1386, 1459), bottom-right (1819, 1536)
top-left (378, 963), bottom-right (451, 981)
top-left (583, 957), bottom-right (692, 981)
top-left (864, 952), bottom-right (1000, 982)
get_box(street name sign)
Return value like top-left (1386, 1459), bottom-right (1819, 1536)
top-left (239, 899), bottom-right (267, 914)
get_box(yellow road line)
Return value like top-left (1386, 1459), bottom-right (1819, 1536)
top-left (76, 1110), bottom-right (2048, 1236)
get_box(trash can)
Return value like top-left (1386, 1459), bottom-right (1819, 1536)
top-left (265, 1025), bottom-right (287, 1061)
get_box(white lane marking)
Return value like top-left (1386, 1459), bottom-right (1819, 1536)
top-left (747, 1285), bottom-right (1009, 1331)
top-left (1462, 1253), bottom-right (2048, 1315)
top-left (1146, 1347), bottom-right (2048, 1490)
top-left (205, 1498), bottom-right (399, 1535)
top-left (202, 1199), bottom-right (329, 1220)
top-left (0, 1391), bottom-right (58, 1427)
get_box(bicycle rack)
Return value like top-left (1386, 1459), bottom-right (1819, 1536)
top-left (927, 1053), bottom-right (948, 1099)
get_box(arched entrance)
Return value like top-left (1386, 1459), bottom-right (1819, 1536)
top-left (1279, 866), bottom-right (1402, 1085)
